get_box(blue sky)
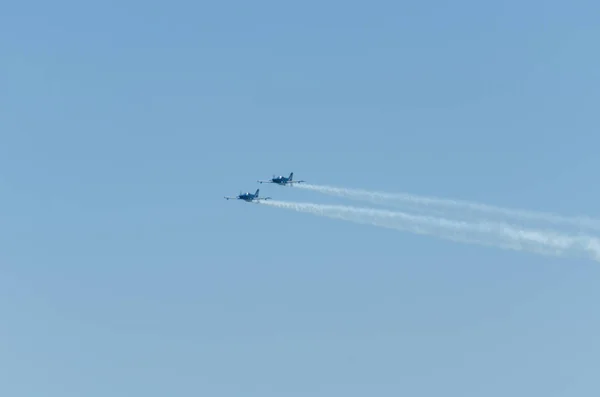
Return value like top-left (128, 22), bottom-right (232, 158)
top-left (2, 1), bottom-right (600, 395)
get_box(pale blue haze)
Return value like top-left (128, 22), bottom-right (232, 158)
top-left (2, 1), bottom-right (600, 396)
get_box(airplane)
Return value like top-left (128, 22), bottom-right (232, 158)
top-left (257, 172), bottom-right (305, 186)
top-left (224, 189), bottom-right (271, 202)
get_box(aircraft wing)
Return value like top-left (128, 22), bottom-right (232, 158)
top-left (224, 196), bottom-right (237, 200)
top-left (257, 180), bottom-right (273, 184)
top-left (288, 180), bottom-right (305, 184)
top-left (254, 197), bottom-right (272, 201)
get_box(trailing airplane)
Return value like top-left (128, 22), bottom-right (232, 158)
top-left (224, 189), bottom-right (271, 202)
top-left (257, 172), bottom-right (305, 186)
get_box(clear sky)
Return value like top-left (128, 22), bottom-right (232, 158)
top-left (2, 1), bottom-right (600, 396)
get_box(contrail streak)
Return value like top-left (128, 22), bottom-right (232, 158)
top-left (295, 184), bottom-right (600, 231)
top-left (259, 200), bottom-right (600, 262)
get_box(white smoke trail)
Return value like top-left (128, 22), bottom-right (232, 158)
top-left (259, 200), bottom-right (600, 262)
top-left (295, 184), bottom-right (600, 231)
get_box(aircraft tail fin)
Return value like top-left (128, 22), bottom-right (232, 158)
top-left (289, 172), bottom-right (293, 181)
top-left (255, 189), bottom-right (260, 197)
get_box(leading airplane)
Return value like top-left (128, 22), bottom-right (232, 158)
top-left (224, 189), bottom-right (271, 202)
top-left (257, 172), bottom-right (305, 186)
